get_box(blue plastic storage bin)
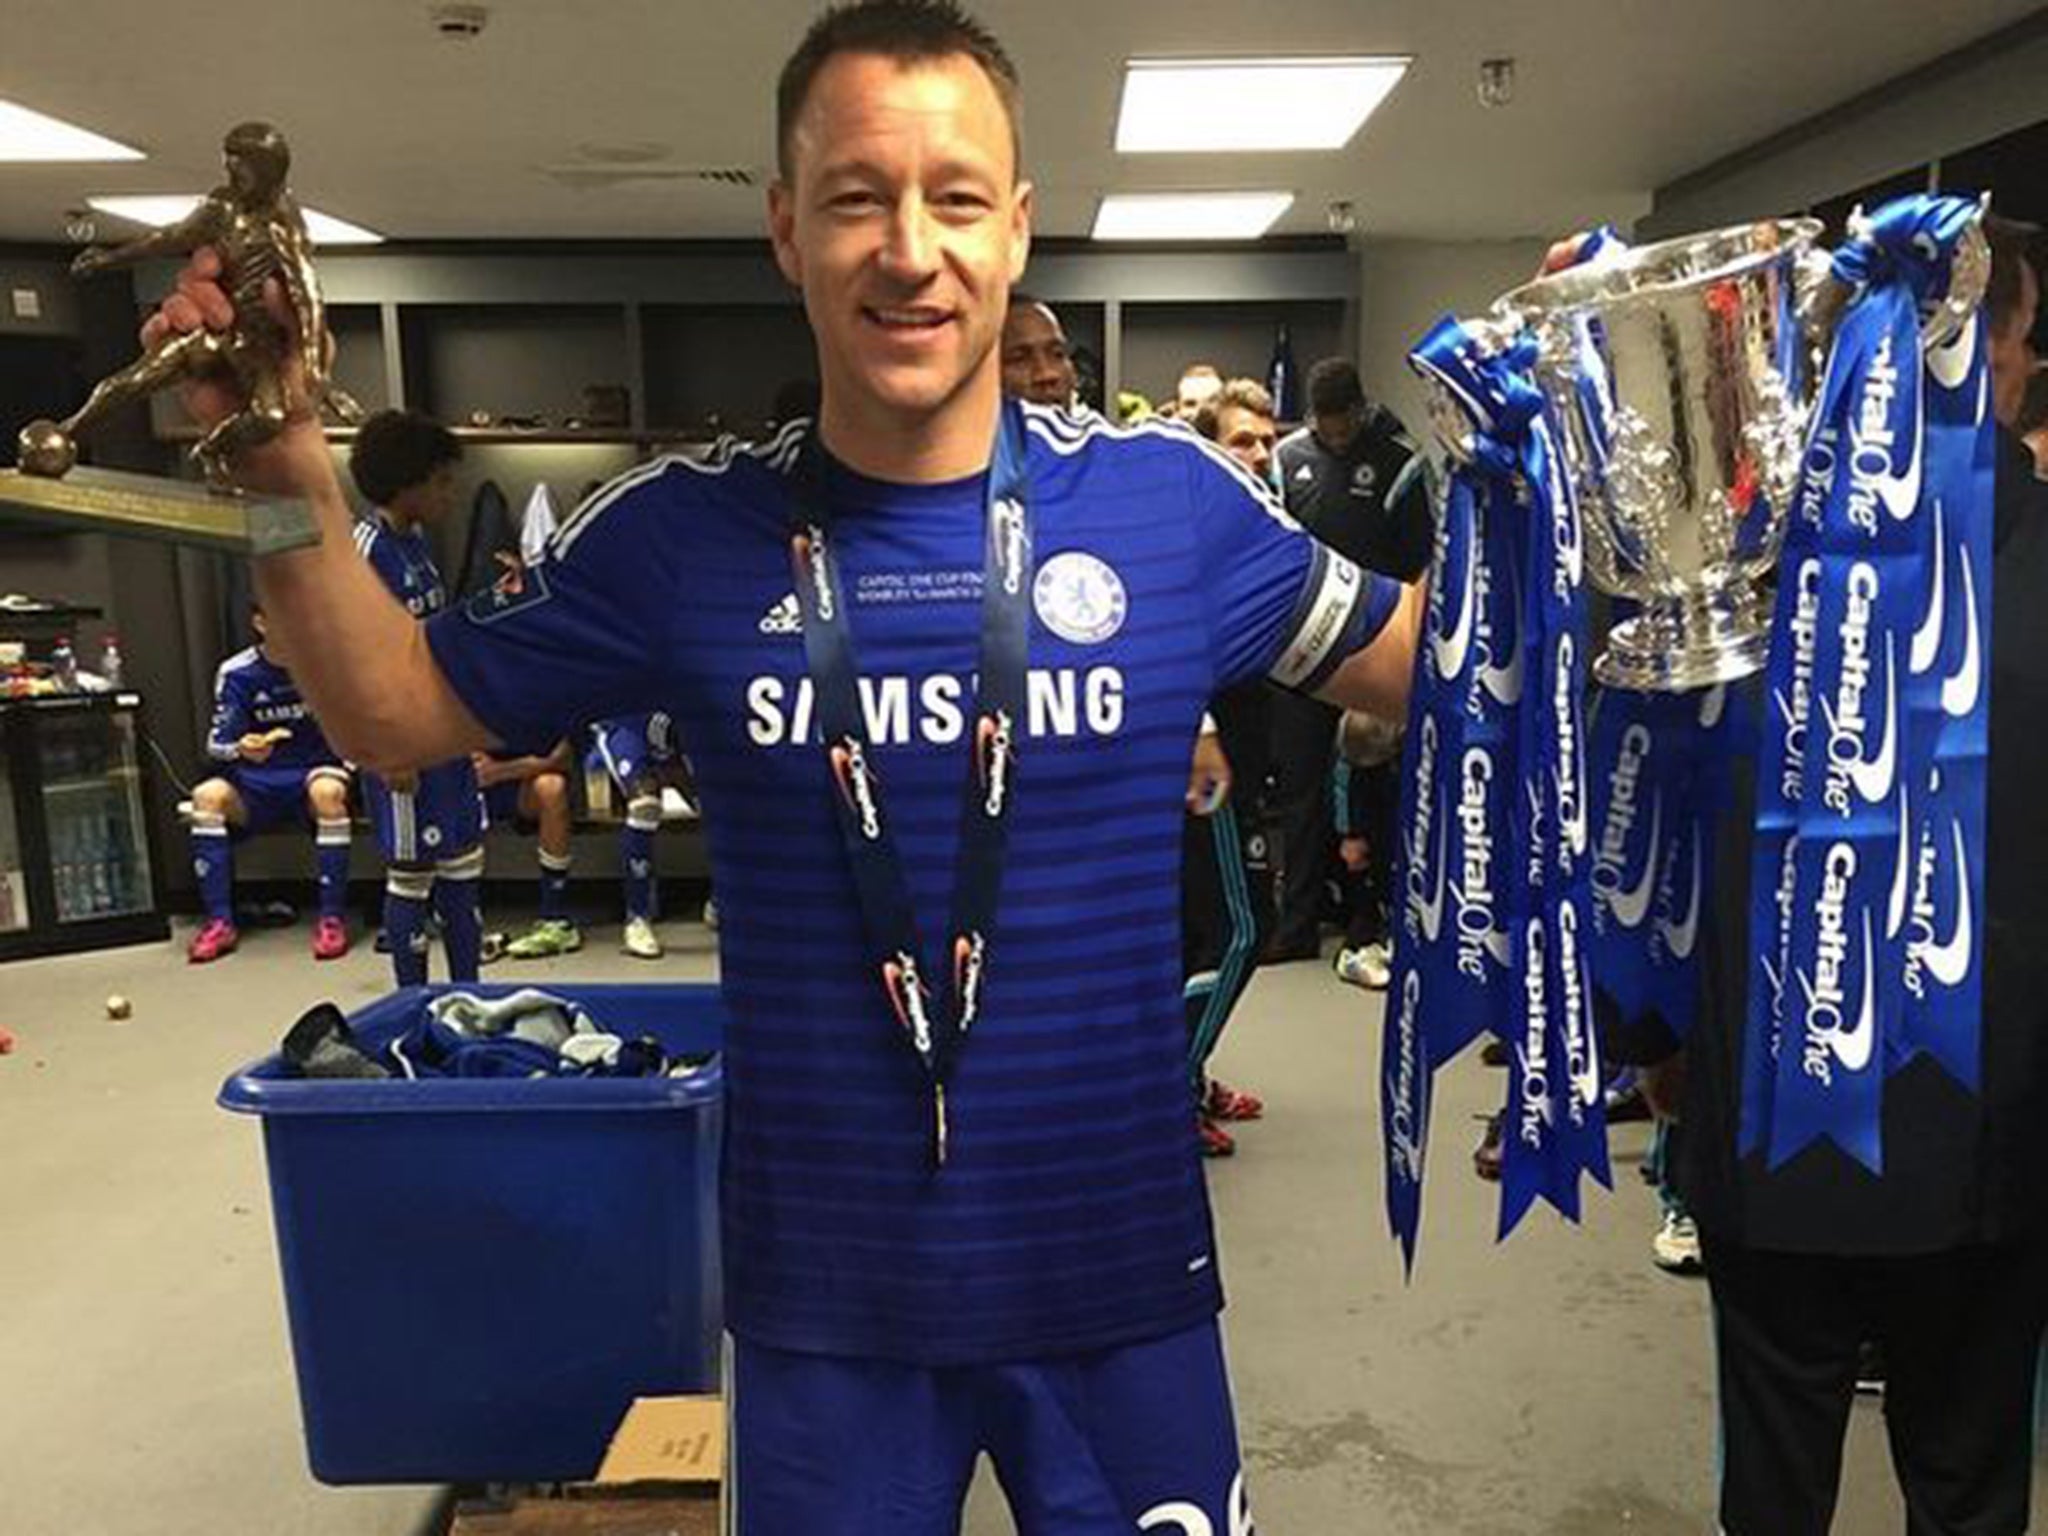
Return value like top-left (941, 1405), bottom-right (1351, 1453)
top-left (218, 983), bottom-right (724, 1485)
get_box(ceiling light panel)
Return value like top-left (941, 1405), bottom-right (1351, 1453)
top-left (1116, 57), bottom-right (1411, 153)
top-left (88, 196), bottom-right (385, 245)
top-left (0, 99), bottom-right (143, 162)
top-left (1092, 192), bottom-right (1295, 241)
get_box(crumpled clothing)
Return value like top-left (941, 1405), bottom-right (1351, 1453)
top-left (278, 991), bottom-right (686, 1081)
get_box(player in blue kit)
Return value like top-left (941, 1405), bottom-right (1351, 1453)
top-left (347, 410), bottom-right (485, 986)
top-left (153, 4), bottom-right (1422, 1528)
top-left (185, 606), bottom-right (352, 963)
top-left (477, 740), bottom-right (579, 959)
top-left (588, 711), bottom-right (695, 959)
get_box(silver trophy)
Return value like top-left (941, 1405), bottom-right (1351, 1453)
top-left (1483, 214), bottom-right (1989, 691)
top-left (1496, 219), bottom-right (1827, 690)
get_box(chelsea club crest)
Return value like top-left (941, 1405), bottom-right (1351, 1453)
top-left (1033, 551), bottom-right (1128, 645)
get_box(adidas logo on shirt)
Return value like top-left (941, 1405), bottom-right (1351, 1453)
top-left (758, 592), bottom-right (802, 635)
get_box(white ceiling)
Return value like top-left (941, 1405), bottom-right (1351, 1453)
top-left (0, 0), bottom-right (2036, 246)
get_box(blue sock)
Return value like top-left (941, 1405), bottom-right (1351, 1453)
top-left (434, 848), bottom-right (484, 983)
top-left (384, 883), bottom-right (430, 987)
top-left (191, 816), bottom-right (233, 921)
top-left (539, 849), bottom-right (572, 922)
top-left (623, 796), bottom-right (660, 920)
top-left (315, 818), bottom-right (351, 920)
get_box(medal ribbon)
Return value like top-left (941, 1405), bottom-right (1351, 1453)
top-left (786, 402), bottom-right (1035, 1166)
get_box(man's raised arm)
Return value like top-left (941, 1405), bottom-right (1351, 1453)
top-left (1314, 577), bottom-right (1424, 721)
top-left (148, 251), bottom-right (493, 772)
top-left (251, 433), bottom-right (493, 772)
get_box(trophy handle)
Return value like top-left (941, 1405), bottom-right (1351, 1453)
top-left (1792, 245), bottom-right (1851, 369)
top-left (1801, 197), bottom-right (1992, 359)
top-left (1920, 204), bottom-right (1992, 353)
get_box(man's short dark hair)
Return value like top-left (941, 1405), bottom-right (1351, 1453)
top-left (1192, 378), bottom-right (1275, 441)
top-left (1984, 213), bottom-right (2041, 339)
top-left (349, 410), bottom-right (461, 507)
top-left (1306, 358), bottom-right (1365, 417)
top-left (777, 0), bottom-right (1023, 183)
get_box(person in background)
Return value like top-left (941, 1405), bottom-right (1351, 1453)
top-left (185, 605), bottom-right (352, 963)
top-left (348, 409), bottom-right (485, 987)
top-left (999, 293), bottom-right (1078, 408)
top-left (1267, 358), bottom-right (1432, 968)
top-left (1185, 378), bottom-right (1286, 1154)
top-left (1587, 214), bottom-right (2048, 1536)
top-left (1330, 706), bottom-right (1402, 990)
top-left (590, 711), bottom-right (696, 959)
top-left (1191, 378), bottom-right (1280, 490)
top-left (1176, 362), bottom-right (1224, 421)
top-left (479, 740), bottom-right (580, 959)
top-left (2015, 366), bottom-right (2048, 479)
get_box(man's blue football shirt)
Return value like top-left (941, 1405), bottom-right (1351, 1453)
top-left (427, 405), bottom-right (1396, 1363)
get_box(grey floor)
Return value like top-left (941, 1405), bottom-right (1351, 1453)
top-left (2, 915), bottom-right (2031, 1534)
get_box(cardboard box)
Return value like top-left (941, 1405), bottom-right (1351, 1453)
top-left (596, 1396), bottom-right (725, 1486)
top-left (449, 1397), bottom-right (723, 1535)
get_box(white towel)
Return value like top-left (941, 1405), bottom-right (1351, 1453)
top-left (427, 987), bottom-right (594, 1049)
top-left (519, 483), bottom-right (560, 565)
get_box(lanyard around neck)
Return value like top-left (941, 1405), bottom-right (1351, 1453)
top-left (785, 402), bottom-right (1035, 1164)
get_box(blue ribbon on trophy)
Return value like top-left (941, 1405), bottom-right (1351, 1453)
top-left (1389, 317), bottom-right (1607, 1258)
top-left (1895, 205), bottom-right (1996, 1094)
top-left (1387, 193), bottom-right (1993, 1263)
top-left (1379, 323), bottom-right (1480, 1269)
top-left (1586, 683), bottom-right (1738, 1057)
top-left (1501, 336), bottom-right (1607, 1235)
top-left (1745, 195), bottom-right (1993, 1171)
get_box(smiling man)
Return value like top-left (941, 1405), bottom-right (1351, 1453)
top-left (150, 3), bottom-right (1420, 1529)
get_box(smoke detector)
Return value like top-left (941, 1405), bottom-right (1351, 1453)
top-left (1477, 58), bottom-right (1515, 109)
top-left (430, 3), bottom-right (489, 40)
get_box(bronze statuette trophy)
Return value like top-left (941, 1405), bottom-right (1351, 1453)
top-left (0, 122), bottom-right (359, 554)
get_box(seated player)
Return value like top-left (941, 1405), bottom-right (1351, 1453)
top-left (348, 410), bottom-right (485, 986)
top-left (589, 711), bottom-right (695, 959)
top-left (479, 741), bottom-right (581, 959)
top-left (186, 606), bottom-right (352, 963)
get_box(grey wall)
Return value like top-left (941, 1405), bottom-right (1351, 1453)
top-left (643, 304), bottom-right (817, 431)
top-left (135, 241), bottom-right (1360, 412)
top-left (403, 304), bottom-right (630, 425)
top-left (1119, 299), bottom-right (1344, 411)
top-left (329, 306), bottom-right (391, 415)
top-left (1355, 238), bottom-right (1550, 441)
top-left (1647, 21), bottom-right (2048, 235)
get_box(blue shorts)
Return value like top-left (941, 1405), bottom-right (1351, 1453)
top-left (363, 760), bottom-right (482, 864)
top-left (729, 1320), bottom-right (1249, 1536)
top-left (589, 712), bottom-right (679, 789)
top-left (229, 764), bottom-right (346, 835)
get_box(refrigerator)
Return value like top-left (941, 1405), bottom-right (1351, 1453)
top-left (0, 692), bottom-right (170, 960)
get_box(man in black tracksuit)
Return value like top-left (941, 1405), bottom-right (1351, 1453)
top-left (1618, 217), bottom-right (2048, 1536)
top-left (1267, 359), bottom-right (1431, 966)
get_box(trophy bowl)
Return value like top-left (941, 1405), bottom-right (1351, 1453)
top-left (1497, 218), bottom-right (1824, 691)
